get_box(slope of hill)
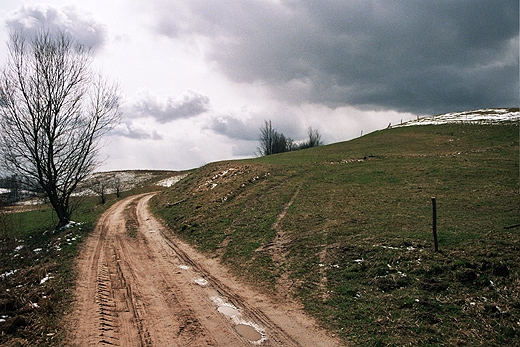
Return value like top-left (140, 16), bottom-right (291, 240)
top-left (151, 118), bottom-right (519, 346)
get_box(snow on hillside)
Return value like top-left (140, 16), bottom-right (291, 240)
top-left (73, 170), bottom-right (184, 197)
top-left (395, 108), bottom-right (519, 127)
top-left (156, 174), bottom-right (188, 187)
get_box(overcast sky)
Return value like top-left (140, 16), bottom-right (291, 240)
top-left (1, 1), bottom-right (518, 171)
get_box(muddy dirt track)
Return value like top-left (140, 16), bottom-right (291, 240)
top-left (65, 193), bottom-right (342, 346)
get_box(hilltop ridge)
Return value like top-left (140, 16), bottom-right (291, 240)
top-left (396, 107), bottom-right (519, 127)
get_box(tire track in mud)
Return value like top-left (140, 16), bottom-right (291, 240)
top-left (139, 208), bottom-right (299, 346)
top-left (66, 193), bottom-right (342, 347)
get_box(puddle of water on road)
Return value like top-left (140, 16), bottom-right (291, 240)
top-left (234, 324), bottom-right (262, 341)
top-left (217, 305), bottom-right (240, 317)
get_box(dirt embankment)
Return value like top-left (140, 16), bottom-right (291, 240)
top-left (65, 193), bottom-right (343, 346)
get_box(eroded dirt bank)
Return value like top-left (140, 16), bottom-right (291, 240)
top-left (65, 193), bottom-right (342, 346)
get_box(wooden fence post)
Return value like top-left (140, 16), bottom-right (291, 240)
top-left (432, 197), bottom-right (438, 252)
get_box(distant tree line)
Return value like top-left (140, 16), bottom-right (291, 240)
top-left (258, 120), bottom-right (323, 156)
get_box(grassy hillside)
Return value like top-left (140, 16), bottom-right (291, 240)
top-left (151, 122), bottom-right (519, 346)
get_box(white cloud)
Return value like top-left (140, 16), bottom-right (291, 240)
top-left (111, 120), bottom-right (163, 140)
top-left (5, 4), bottom-right (107, 50)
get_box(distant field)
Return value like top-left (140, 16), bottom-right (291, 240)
top-left (152, 122), bottom-right (519, 346)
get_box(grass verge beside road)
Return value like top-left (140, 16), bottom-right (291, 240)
top-left (0, 198), bottom-right (113, 346)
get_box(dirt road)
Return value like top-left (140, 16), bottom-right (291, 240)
top-left (66, 193), bottom-right (342, 346)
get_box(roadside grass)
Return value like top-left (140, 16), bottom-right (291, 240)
top-left (0, 196), bottom-right (115, 346)
top-left (152, 123), bottom-right (519, 346)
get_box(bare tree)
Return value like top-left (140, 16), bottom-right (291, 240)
top-left (112, 173), bottom-right (123, 198)
top-left (91, 179), bottom-right (107, 205)
top-left (258, 120), bottom-right (292, 156)
top-left (306, 127), bottom-right (323, 148)
top-left (0, 30), bottom-right (121, 227)
top-left (258, 120), bottom-right (275, 156)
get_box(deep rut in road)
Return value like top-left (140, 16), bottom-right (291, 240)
top-left (66, 193), bottom-right (342, 346)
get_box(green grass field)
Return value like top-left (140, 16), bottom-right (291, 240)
top-left (152, 122), bottom-right (519, 346)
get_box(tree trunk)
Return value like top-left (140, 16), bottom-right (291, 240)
top-left (46, 190), bottom-right (70, 228)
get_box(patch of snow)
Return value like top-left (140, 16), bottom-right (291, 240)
top-left (395, 108), bottom-right (519, 127)
top-left (156, 174), bottom-right (188, 187)
top-left (178, 265), bottom-right (190, 270)
top-left (40, 275), bottom-right (53, 284)
top-left (33, 248), bottom-right (42, 253)
top-left (16, 197), bottom-right (46, 206)
top-left (58, 221), bottom-right (81, 232)
top-left (0, 270), bottom-right (18, 279)
top-left (210, 296), bottom-right (230, 307)
top-left (73, 170), bottom-right (165, 197)
top-left (194, 278), bottom-right (208, 286)
top-left (71, 189), bottom-right (96, 197)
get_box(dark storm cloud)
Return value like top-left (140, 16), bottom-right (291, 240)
top-left (153, 0), bottom-right (518, 114)
top-left (5, 4), bottom-right (107, 50)
top-left (129, 90), bottom-right (210, 123)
